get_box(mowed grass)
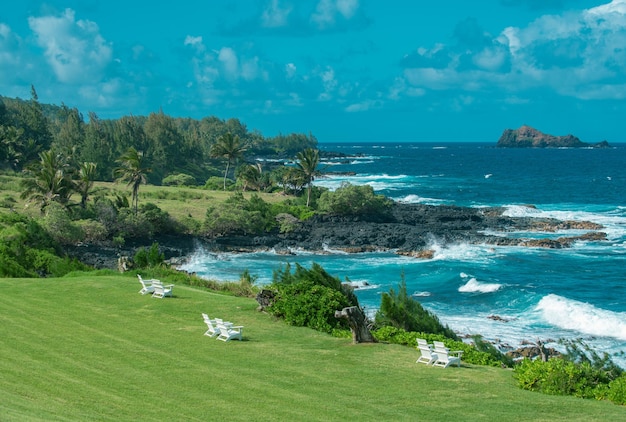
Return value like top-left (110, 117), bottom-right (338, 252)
top-left (1, 276), bottom-right (624, 421)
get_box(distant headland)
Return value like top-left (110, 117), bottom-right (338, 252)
top-left (496, 125), bottom-right (610, 148)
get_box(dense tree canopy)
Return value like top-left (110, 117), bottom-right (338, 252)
top-left (0, 93), bottom-right (318, 185)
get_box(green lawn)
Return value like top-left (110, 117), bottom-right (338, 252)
top-left (1, 275), bottom-right (624, 421)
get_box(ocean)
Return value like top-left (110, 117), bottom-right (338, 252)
top-left (180, 142), bottom-right (626, 364)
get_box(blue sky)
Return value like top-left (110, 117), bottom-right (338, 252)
top-left (1, 0), bottom-right (625, 143)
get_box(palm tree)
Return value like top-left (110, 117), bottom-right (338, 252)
top-left (296, 148), bottom-right (321, 207)
top-left (237, 163), bottom-right (263, 192)
top-left (210, 132), bottom-right (247, 190)
top-left (75, 162), bottom-right (98, 208)
top-left (113, 147), bottom-right (151, 215)
top-left (20, 150), bottom-right (74, 213)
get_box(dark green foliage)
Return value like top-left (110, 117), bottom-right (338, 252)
top-left (0, 212), bottom-right (87, 277)
top-left (318, 183), bottom-right (392, 217)
top-left (41, 202), bottom-right (84, 245)
top-left (560, 338), bottom-right (624, 381)
top-left (203, 192), bottom-right (275, 236)
top-left (266, 263), bottom-right (359, 334)
top-left (133, 242), bottom-right (165, 269)
top-left (375, 275), bottom-right (458, 339)
top-left (1, 94), bottom-right (318, 185)
top-left (515, 339), bottom-right (626, 405)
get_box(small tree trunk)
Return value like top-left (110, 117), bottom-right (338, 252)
top-left (335, 306), bottom-right (376, 344)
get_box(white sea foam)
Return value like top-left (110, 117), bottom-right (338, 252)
top-left (342, 280), bottom-right (381, 290)
top-left (502, 205), bottom-right (542, 217)
top-left (395, 194), bottom-right (446, 205)
top-left (536, 294), bottom-right (626, 340)
top-left (429, 241), bottom-right (496, 263)
top-left (412, 291), bottom-right (432, 297)
top-left (501, 205), bottom-right (626, 241)
top-left (458, 274), bottom-right (502, 293)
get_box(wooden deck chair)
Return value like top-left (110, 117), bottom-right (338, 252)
top-left (137, 274), bottom-right (156, 295)
top-left (202, 313), bottom-right (220, 338)
top-left (216, 321), bottom-right (243, 342)
top-left (152, 280), bottom-right (174, 298)
top-left (416, 338), bottom-right (431, 349)
top-left (416, 345), bottom-right (438, 365)
top-left (433, 349), bottom-right (462, 368)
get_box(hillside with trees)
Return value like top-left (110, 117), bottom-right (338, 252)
top-left (1, 87), bottom-right (317, 184)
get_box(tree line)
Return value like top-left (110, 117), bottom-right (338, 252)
top-left (0, 86), bottom-right (318, 186)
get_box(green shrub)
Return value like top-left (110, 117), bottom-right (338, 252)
top-left (133, 242), bottom-right (165, 269)
top-left (607, 374), bottom-right (626, 405)
top-left (42, 202), bottom-right (84, 245)
top-left (162, 173), bottom-right (197, 186)
top-left (514, 357), bottom-right (615, 399)
top-left (75, 219), bottom-right (108, 242)
top-left (318, 183), bottom-right (392, 217)
top-left (266, 263), bottom-right (359, 334)
top-left (375, 275), bottom-right (458, 339)
top-left (204, 176), bottom-right (233, 190)
top-left (204, 193), bottom-right (275, 236)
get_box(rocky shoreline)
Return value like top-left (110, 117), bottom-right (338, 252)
top-left (67, 202), bottom-right (606, 270)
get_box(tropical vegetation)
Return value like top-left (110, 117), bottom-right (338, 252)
top-left (2, 90), bottom-right (626, 411)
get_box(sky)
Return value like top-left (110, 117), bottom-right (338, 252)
top-left (1, 0), bottom-right (625, 143)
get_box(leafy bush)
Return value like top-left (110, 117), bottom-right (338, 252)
top-left (318, 183), bottom-right (392, 217)
top-left (606, 374), bottom-right (626, 405)
top-left (0, 212), bottom-right (86, 277)
top-left (203, 193), bottom-right (275, 236)
top-left (375, 275), bottom-right (458, 339)
top-left (204, 176), bottom-right (233, 191)
top-left (265, 263), bottom-right (359, 334)
top-left (162, 173), bottom-right (197, 186)
top-left (133, 242), bottom-right (165, 269)
top-left (41, 202), bottom-right (84, 245)
top-left (75, 219), bottom-right (108, 242)
top-left (515, 353), bottom-right (626, 404)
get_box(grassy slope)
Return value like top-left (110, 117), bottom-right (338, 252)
top-left (1, 275), bottom-right (624, 421)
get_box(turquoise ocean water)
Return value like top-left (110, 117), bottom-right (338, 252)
top-left (180, 143), bottom-right (626, 362)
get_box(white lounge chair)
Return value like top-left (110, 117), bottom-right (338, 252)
top-left (202, 313), bottom-right (220, 338)
top-left (416, 345), bottom-right (438, 365)
top-left (431, 341), bottom-right (463, 368)
top-left (433, 349), bottom-right (462, 368)
top-left (152, 280), bottom-right (174, 298)
top-left (216, 321), bottom-right (243, 342)
top-left (137, 274), bottom-right (156, 295)
top-left (416, 338), bottom-right (431, 349)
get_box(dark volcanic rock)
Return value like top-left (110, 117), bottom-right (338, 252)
top-left (64, 203), bottom-right (608, 269)
top-left (496, 125), bottom-right (610, 148)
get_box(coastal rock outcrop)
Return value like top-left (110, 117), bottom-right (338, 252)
top-left (496, 125), bottom-right (609, 148)
top-left (64, 203), bottom-right (607, 269)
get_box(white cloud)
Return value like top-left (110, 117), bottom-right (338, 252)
top-left (311, 0), bottom-right (360, 29)
top-left (586, 0), bottom-right (626, 15)
top-left (285, 63), bottom-right (297, 78)
top-left (184, 35), bottom-right (204, 50)
top-left (345, 99), bottom-right (377, 112)
top-left (0, 23), bottom-right (21, 67)
top-left (401, 0), bottom-right (626, 102)
top-left (218, 47), bottom-right (239, 78)
top-left (28, 9), bottom-right (112, 84)
top-left (261, 0), bottom-right (292, 28)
